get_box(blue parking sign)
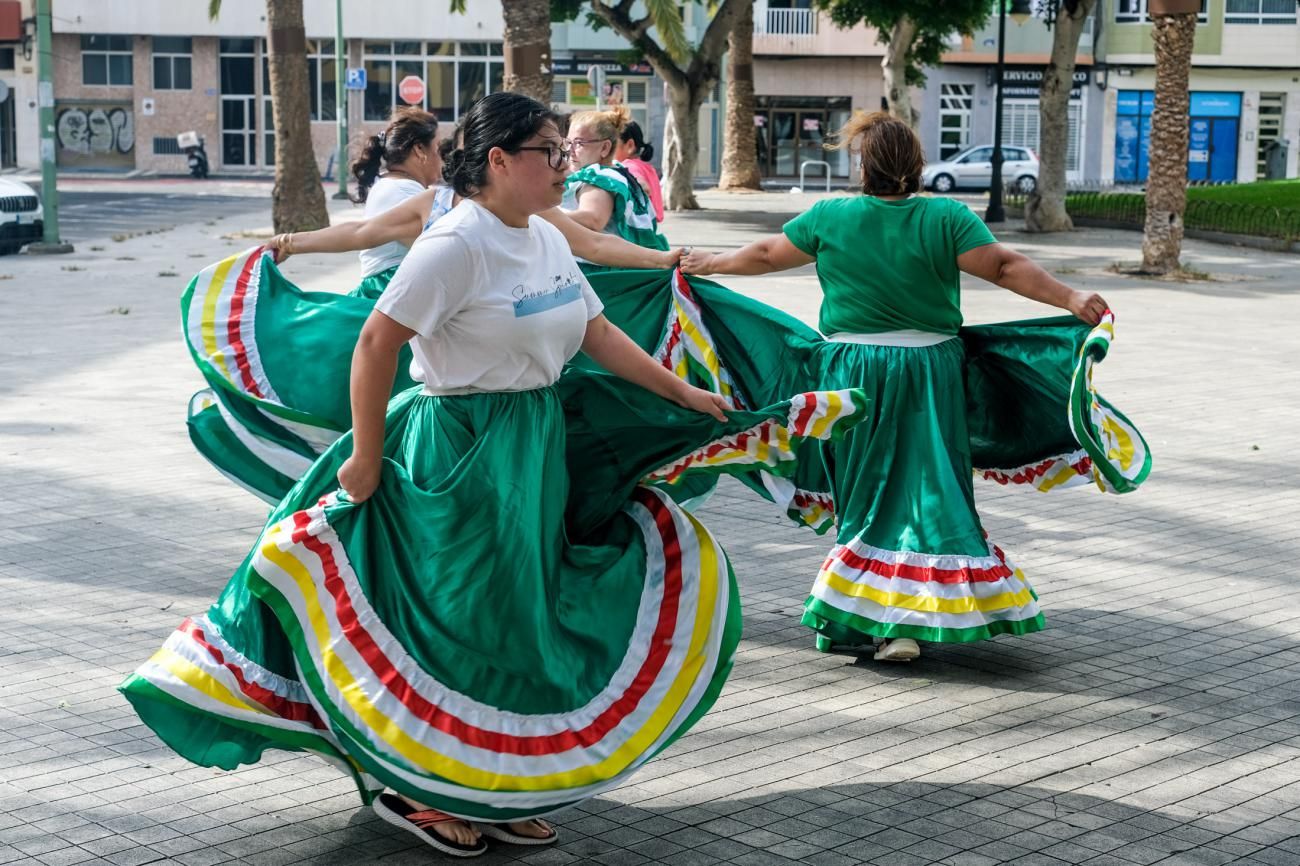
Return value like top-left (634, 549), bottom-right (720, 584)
top-left (345, 68), bottom-right (367, 90)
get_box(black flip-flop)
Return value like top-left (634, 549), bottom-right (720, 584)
top-left (474, 819), bottom-right (559, 846)
top-left (372, 793), bottom-right (488, 857)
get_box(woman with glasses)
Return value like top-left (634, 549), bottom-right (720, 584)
top-left (562, 105), bottom-right (669, 254)
top-left (183, 132), bottom-right (682, 504)
top-left (123, 91), bottom-right (862, 858)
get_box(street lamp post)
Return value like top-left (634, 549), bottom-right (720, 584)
top-left (985, 0), bottom-right (1033, 224)
top-left (30, 0), bottom-right (71, 254)
top-left (332, 0), bottom-right (348, 200)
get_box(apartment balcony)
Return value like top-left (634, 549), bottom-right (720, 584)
top-left (753, 8), bottom-right (884, 56)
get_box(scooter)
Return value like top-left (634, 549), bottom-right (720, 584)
top-left (177, 131), bottom-right (209, 179)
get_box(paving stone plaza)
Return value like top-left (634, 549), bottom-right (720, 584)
top-left (2, 186), bottom-right (1299, 866)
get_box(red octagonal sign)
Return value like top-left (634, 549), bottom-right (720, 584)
top-left (398, 75), bottom-right (425, 106)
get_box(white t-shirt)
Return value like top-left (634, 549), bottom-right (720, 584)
top-left (357, 177), bottom-right (452, 277)
top-left (376, 199), bottom-right (604, 395)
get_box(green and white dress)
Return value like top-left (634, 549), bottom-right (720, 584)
top-left (121, 200), bottom-right (864, 820)
top-left (562, 163), bottom-right (670, 255)
top-left (617, 195), bottom-right (1150, 646)
top-left (177, 197), bottom-right (1150, 649)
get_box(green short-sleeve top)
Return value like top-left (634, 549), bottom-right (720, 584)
top-left (782, 195), bottom-right (997, 336)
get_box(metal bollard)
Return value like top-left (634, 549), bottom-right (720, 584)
top-left (799, 160), bottom-right (832, 193)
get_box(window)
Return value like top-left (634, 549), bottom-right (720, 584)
top-left (938, 83), bottom-right (974, 161)
top-left (364, 41), bottom-right (504, 122)
top-left (81, 34), bottom-right (133, 86)
top-left (1002, 100), bottom-right (1082, 172)
top-left (1116, 0), bottom-right (1208, 23)
top-left (961, 147), bottom-right (994, 164)
top-left (307, 39), bottom-right (337, 122)
top-left (0, 48), bottom-right (14, 71)
top-left (552, 75), bottom-right (651, 130)
top-left (1225, 0), bottom-right (1297, 24)
top-left (153, 37), bottom-right (192, 90)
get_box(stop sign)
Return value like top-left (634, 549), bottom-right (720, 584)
top-left (398, 75), bottom-right (425, 106)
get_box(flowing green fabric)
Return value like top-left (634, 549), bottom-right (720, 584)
top-left (349, 265), bottom-right (398, 301)
top-left (564, 164), bottom-right (669, 254)
top-left (129, 292), bottom-right (867, 819)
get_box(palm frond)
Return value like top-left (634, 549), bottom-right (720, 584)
top-left (207, 0), bottom-right (221, 22)
top-left (643, 0), bottom-right (691, 62)
top-left (448, 0), bottom-right (467, 14)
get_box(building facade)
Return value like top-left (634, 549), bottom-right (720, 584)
top-left (1099, 0), bottom-right (1300, 183)
top-left (751, 0), bottom-right (886, 183)
top-left (919, 10), bottom-right (1105, 183)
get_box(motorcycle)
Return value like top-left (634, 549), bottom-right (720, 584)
top-left (177, 131), bottom-right (209, 179)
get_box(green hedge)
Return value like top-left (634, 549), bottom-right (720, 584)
top-left (1006, 190), bottom-right (1300, 240)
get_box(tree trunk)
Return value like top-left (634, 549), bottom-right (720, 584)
top-left (663, 86), bottom-right (706, 210)
top-left (502, 0), bottom-right (553, 103)
top-left (1141, 12), bottom-right (1197, 273)
top-left (718, 0), bottom-right (761, 191)
top-left (1026, 0), bottom-right (1096, 233)
top-left (882, 16), bottom-right (919, 130)
top-left (265, 0), bottom-right (327, 233)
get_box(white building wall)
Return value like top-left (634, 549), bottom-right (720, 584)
top-left (51, 0), bottom-right (503, 40)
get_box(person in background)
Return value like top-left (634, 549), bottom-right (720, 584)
top-left (346, 107), bottom-right (453, 299)
top-left (615, 120), bottom-right (664, 224)
top-left (561, 106), bottom-right (668, 252)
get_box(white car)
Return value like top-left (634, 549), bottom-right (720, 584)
top-left (0, 177), bottom-right (43, 254)
top-left (922, 145), bottom-right (1039, 194)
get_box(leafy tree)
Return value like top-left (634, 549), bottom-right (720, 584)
top-left (1025, 0), bottom-right (1097, 233)
top-left (814, 0), bottom-right (993, 129)
top-left (558, 0), bottom-right (749, 210)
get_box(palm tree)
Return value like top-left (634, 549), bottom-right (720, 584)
top-left (451, 0), bottom-right (553, 103)
top-left (1141, 1), bottom-right (1199, 273)
top-left (718, 1), bottom-right (761, 191)
top-left (500, 0), bottom-right (554, 103)
top-left (209, 0), bottom-right (328, 234)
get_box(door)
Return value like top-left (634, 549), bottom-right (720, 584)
top-left (771, 111), bottom-right (797, 177)
top-left (0, 91), bottom-right (14, 168)
top-left (1208, 118), bottom-right (1237, 182)
top-left (798, 113), bottom-right (828, 179)
top-left (221, 96), bottom-right (256, 167)
top-left (954, 146), bottom-right (994, 187)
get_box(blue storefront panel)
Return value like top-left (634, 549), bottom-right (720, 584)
top-left (1114, 90), bottom-right (1240, 183)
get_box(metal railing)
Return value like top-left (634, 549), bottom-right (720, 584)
top-left (798, 161), bottom-right (832, 193)
top-left (758, 8), bottom-right (817, 35)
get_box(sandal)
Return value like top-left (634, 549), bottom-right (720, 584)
top-left (372, 793), bottom-right (488, 857)
top-left (475, 819), bottom-right (559, 846)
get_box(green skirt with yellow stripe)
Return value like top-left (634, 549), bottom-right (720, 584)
top-left (589, 270), bottom-right (1151, 646)
top-left (125, 362), bottom-right (864, 819)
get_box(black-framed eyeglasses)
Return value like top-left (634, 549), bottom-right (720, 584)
top-left (516, 143), bottom-right (571, 170)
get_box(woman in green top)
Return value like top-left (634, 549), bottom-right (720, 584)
top-left (682, 111), bottom-right (1111, 662)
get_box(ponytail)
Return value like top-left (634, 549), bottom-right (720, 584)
top-left (349, 106), bottom-right (440, 204)
top-left (350, 134), bottom-right (385, 203)
top-left (620, 120), bottom-right (654, 162)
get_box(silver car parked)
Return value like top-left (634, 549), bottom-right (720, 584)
top-left (922, 145), bottom-right (1039, 194)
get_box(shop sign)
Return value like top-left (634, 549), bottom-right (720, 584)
top-left (1000, 67), bottom-right (1089, 100)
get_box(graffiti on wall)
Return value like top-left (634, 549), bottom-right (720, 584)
top-left (55, 104), bottom-right (135, 168)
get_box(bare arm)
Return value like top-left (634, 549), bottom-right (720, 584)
top-left (581, 314), bottom-right (728, 421)
top-left (681, 234), bottom-right (815, 276)
top-left (541, 207), bottom-right (680, 269)
top-left (957, 242), bottom-right (1108, 325)
top-left (271, 189), bottom-right (436, 262)
top-left (336, 310), bottom-right (415, 503)
top-left (565, 186), bottom-right (615, 233)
